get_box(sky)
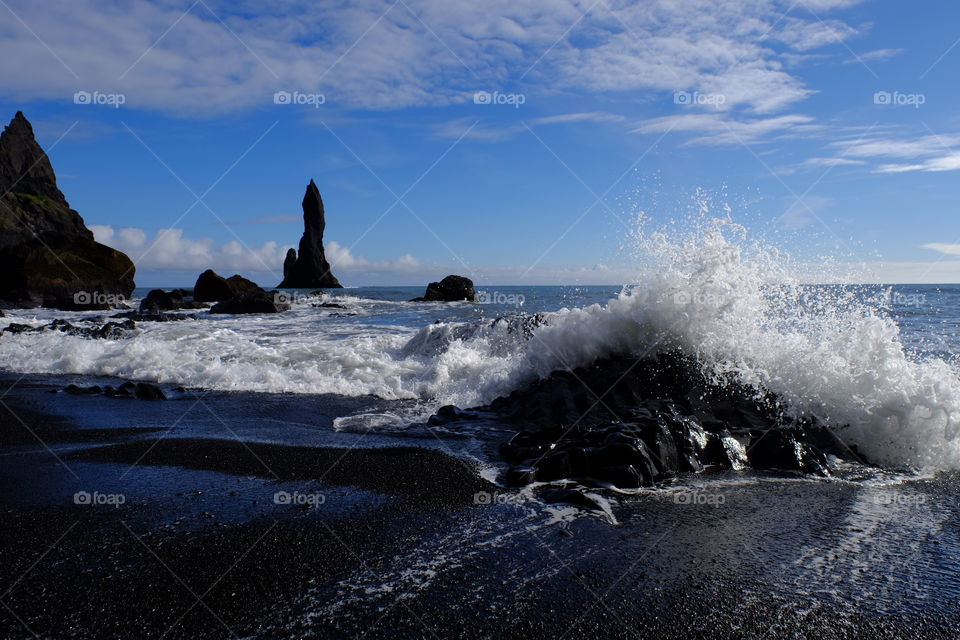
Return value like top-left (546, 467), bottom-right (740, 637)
top-left (2, 0), bottom-right (960, 286)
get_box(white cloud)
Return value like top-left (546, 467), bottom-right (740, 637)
top-left (922, 243), bottom-right (960, 256)
top-left (0, 0), bottom-right (864, 117)
top-left (825, 134), bottom-right (960, 174)
top-left (632, 112), bottom-right (817, 145)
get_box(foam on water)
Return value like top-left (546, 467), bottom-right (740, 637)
top-left (1, 215), bottom-right (959, 470)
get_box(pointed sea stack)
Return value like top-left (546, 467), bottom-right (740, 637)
top-left (0, 111), bottom-right (135, 308)
top-left (278, 180), bottom-right (342, 288)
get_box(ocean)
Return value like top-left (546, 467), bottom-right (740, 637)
top-left (2, 220), bottom-right (960, 637)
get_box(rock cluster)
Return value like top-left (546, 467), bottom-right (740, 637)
top-left (64, 380), bottom-right (166, 400)
top-left (2, 318), bottom-right (137, 339)
top-left (435, 352), bottom-right (858, 493)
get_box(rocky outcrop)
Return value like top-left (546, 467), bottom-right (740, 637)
top-left (65, 380), bottom-right (166, 400)
top-left (430, 350), bottom-right (859, 495)
top-left (193, 269), bottom-right (259, 303)
top-left (210, 288), bottom-right (290, 314)
top-left (0, 112), bottom-right (135, 309)
top-left (139, 289), bottom-right (205, 312)
top-left (277, 180), bottom-right (342, 289)
top-left (411, 275), bottom-right (476, 302)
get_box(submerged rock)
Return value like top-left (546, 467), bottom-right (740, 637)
top-left (411, 275), bottom-right (476, 302)
top-left (277, 180), bottom-right (342, 289)
top-left (2, 318), bottom-right (136, 339)
top-left (0, 112), bottom-right (135, 309)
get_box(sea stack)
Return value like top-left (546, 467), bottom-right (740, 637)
top-left (0, 111), bottom-right (135, 308)
top-left (278, 180), bottom-right (342, 288)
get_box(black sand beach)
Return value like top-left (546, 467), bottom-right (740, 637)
top-left (1, 374), bottom-right (958, 639)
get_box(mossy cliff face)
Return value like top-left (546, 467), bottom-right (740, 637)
top-left (0, 112), bottom-right (134, 309)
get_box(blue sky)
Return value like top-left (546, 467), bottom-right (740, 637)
top-left (2, 0), bottom-right (960, 286)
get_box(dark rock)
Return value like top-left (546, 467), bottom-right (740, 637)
top-left (3, 318), bottom-right (135, 339)
top-left (277, 180), bottom-right (342, 288)
top-left (594, 465), bottom-right (645, 488)
top-left (535, 451), bottom-right (574, 481)
top-left (140, 289), bottom-right (182, 311)
top-left (504, 466), bottom-right (536, 487)
top-left (210, 288), bottom-right (290, 314)
top-left (282, 248), bottom-right (297, 282)
top-left (411, 275), bottom-right (476, 302)
top-left (0, 112), bottom-right (135, 309)
top-left (749, 429), bottom-right (829, 475)
top-left (65, 380), bottom-right (165, 399)
top-left (193, 270), bottom-right (259, 303)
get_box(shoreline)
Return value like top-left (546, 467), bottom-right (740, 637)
top-left (0, 374), bottom-right (958, 638)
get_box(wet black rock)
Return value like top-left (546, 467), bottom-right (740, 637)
top-left (436, 351), bottom-right (861, 492)
top-left (2, 318), bottom-right (136, 339)
top-left (65, 380), bottom-right (166, 400)
top-left (411, 275), bottom-right (476, 302)
top-left (210, 289), bottom-right (290, 314)
top-left (278, 180), bottom-right (342, 289)
top-left (139, 289), bottom-right (206, 312)
top-left (193, 270), bottom-right (260, 303)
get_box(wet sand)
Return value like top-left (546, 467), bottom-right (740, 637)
top-left (1, 375), bottom-right (958, 639)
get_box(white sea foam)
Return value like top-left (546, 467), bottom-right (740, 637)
top-left (1, 216), bottom-right (959, 470)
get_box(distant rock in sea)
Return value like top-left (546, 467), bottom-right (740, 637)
top-left (278, 180), bottom-right (342, 289)
top-left (210, 288), bottom-right (290, 314)
top-left (193, 269), bottom-right (259, 303)
top-left (411, 275), bottom-right (476, 302)
top-left (0, 111), bottom-right (135, 309)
